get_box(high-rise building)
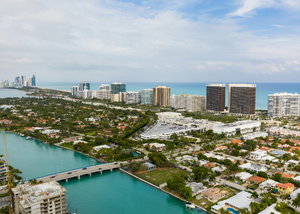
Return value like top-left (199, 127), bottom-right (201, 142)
top-left (12, 181), bottom-right (67, 214)
top-left (153, 86), bottom-right (171, 107)
top-left (111, 82), bottom-right (126, 94)
top-left (94, 90), bottom-right (111, 100)
top-left (32, 74), bottom-right (36, 86)
top-left (140, 89), bottom-right (153, 105)
top-left (0, 157), bottom-right (8, 182)
top-left (170, 94), bottom-right (205, 112)
top-left (206, 84), bottom-right (226, 112)
top-left (71, 86), bottom-right (80, 96)
top-left (79, 81), bottom-right (90, 91)
top-left (228, 84), bottom-right (256, 114)
top-left (20, 76), bottom-right (26, 87)
top-left (99, 84), bottom-right (110, 91)
top-left (126, 91), bottom-right (141, 104)
top-left (268, 93), bottom-right (300, 118)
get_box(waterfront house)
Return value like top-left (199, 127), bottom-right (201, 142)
top-left (203, 188), bottom-right (228, 203)
top-left (275, 183), bottom-right (294, 194)
top-left (93, 145), bottom-right (111, 151)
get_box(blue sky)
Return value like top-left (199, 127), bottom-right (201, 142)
top-left (0, 0), bottom-right (300, 83)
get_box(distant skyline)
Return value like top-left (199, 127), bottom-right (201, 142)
top-left (0, 0), bottom-right (300, 82)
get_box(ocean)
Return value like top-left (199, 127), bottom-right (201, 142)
top-left (38, 82), bottom-right (300, 110)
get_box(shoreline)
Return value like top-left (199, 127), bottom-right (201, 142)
top-left (119, 168), bottom-right (212, 214)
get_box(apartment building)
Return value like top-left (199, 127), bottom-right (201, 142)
top-left (228, 84), bottom-right (256, 114)
top-left (153, 86), bottom-right (170, 107)
top-left (93, 90), bottom-right (111, 100)
top-left (206, 84), bottom-right (226, 112)
top-left (71, 86), bottom-right (79, 96)
top-left (0, 157), bottom-right (7, 182)
top-left (126, 91), bottom-right (141, 104)
top-left (170, 94), bottom-right (205, 112)
top-left (140, 89), bottom-right (153, 105)
top-left (12, 181), bottom-right (67, 214)
top-left (268, 92), bottom-right (300, 118)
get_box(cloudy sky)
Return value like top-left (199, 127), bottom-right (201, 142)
top-left (0, 0), bottom-right (300, 83)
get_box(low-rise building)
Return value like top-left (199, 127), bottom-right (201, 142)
top-left (246, 176), bottom-right (266, 184)
top-left (235, 172), bottom-right (253, 182)
top-left (12, 181), bottom-right (67, 214)
top-left (93, 145), bottom-right (111, 151)
top-left (242, 132), bottom-right (268, 140)
top-left (186, 182), bottom-right (205, 196)
top-left (290, 188), bottom-right (300, 200)
top-left (259, 179), bottom-right (278, 189)
top-left (275, 183), bottom-right (294, 194)
top-left (258, 204), bottom-right (280, 214)
top-left (211, 191), bottom-right (253, 213)
top-left (250, 149), bottom-right (267, 160)
top-left (212, 120), bottom-right (261, 136)
top-left (203, 188), bottom-right (228, 203)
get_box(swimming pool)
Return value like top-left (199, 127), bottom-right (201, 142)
top-left (227, 208), bottom-right (239, 214)
top-left (133, 152), bottom-right (141, 157)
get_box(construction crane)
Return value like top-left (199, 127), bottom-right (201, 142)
top-left (3, 133), bottom-right (13, 214)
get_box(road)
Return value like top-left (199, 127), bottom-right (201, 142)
top-left (0, 197), bottom-right (8, 209)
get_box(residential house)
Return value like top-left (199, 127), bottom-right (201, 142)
top-left (259, 179), bottom-right (279, 189)
top-left (93, 145), bottom-right (111, 151)
top-left (186, 182), bottom-right (205, 196)
top-left (203, 188), bottom-right (228, 203)
top-left (250, 149), bottom-right (267, 161)
top-left (246, 176), bottom-right (266, 184)
top-left (275, 183), bottom-right (294, 194)
top-left (235, 172), bottom-right (253, 182)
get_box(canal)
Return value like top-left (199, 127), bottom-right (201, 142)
top-left (0, 131), bottom-right (208, 214)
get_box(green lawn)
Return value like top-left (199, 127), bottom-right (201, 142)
top-left (137, 168), bottom-right (190, 186)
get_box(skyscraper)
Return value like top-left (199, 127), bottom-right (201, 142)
top-left (111, 82), bottom-right (126, 94)
top-left (153, 86), bottom-right (171, 107)
top-left (71, 86), bottom-right (80, 96)
top-left (228, 84), bottom-right (256, 114)
top-left (79, 81), bottom-right (90, 91)
top-left (206, 84), bottom-right (226, 112)
top-left (140, 89), bottom-right (153, 105)
top-left (268, 93), bottom-right (300, 118)
top-left (32, 74), bottom-right (36, 86)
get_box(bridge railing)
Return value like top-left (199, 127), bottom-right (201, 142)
top-left (23, 163), bottom-right (113, 182)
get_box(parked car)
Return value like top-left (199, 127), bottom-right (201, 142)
top-left (82, 167), bottom-right (87, 170)
top-left (67, 172), bottom-right (72, 174)
top-left (114, 163), bottom-right (118, 165)
top-left (98, 168), bottom-right (102, 170)
top-left (50, 176), bottom-right (55, 179)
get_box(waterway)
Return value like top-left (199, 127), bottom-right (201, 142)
top-left (0, 131), bottom-right (207, 214)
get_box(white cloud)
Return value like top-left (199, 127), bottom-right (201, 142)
top-left (228, 0), bottom-right (300, 17)
top-left (0, 0), bottom-right (299, 83)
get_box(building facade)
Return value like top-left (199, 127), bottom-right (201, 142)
top-left (125, 91), bottom-right (141, 104)
top-left (268, 93), bottom-right (300, 118)
top-left (228, 84), bottom-right (256, 114)
top-left (99, 84), bottom-right (110, 91)
top-left (153, 86), bottom-right (171, 107)
top-left (79, 81), bottom-right (90, 91)
top-left (170, 94), bottom-right (205, 112)
top-left (12, 181), bottom-right (67, 214)
top-left (71, 86), bottom-right (79, 96)
top-left (206, 84), bottom-right (226, 112)
top-left (111, 82), bottom-right (126, 94)
top-left (140, 89), bottom-right (153, 105)
top-left (93, 90), bottom-right (111, 100)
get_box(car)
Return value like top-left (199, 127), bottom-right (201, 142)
top-left (82, 167), bottom-right (87, 170)
top-left (184, 168), bottom-right (187, 170)
top-left (98, 168), bottom-right (102, 170)
top-left (288, 197), bottom-right (291, 200)
top-left (170, 155), bottom-right (173, 157)
top-left (114, 163), bottom-right (118, 165)
top-left (249, 188), bottom-right (255, 191)
top-left (67, 172), bottom-right (72, 174)
top-left (50, 176), bottom-right (55, 178)
top-left (178, 153), bottom-right (181, 155)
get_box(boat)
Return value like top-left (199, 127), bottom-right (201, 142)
top-left (20, 134), bottom-right (25, 137)
top-left (185, 202), bottom-right (196, 209)
top-left (26, 136), bottom-right (32, 140)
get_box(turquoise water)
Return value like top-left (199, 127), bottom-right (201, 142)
top-left (0, 131), bottom-right (207, 214)
top-left (133, 152), bottom-right (141, 157)
top-left (39, 82), bottom-right (300, 110)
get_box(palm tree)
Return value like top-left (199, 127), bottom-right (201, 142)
top-left (292, 193), bottom-right (300, 208)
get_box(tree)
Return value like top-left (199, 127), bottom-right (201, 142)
top-left (283, 153), bottom-right (292, 161)
top-left (292, 193), bottom-right (300, 208)
top-left (182, 186), bottom-right (193, 201)
top-left (257, 171), bottom-right (268, 178)
top-left (167, 175), bottom-right (186, 193)
top-left (238, 208), bottom-right (251, 214)
top-left (232, 149), bottom-right (240, 156)
top-left (148, 152), bottom-right (166, 166)
top-left (274, 173), bottom-right (283, 182)
top-left (192, 166), bottom-right (210, 182)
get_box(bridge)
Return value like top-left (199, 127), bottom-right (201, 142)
top-left (36, 162), bottom-right (121, 183)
